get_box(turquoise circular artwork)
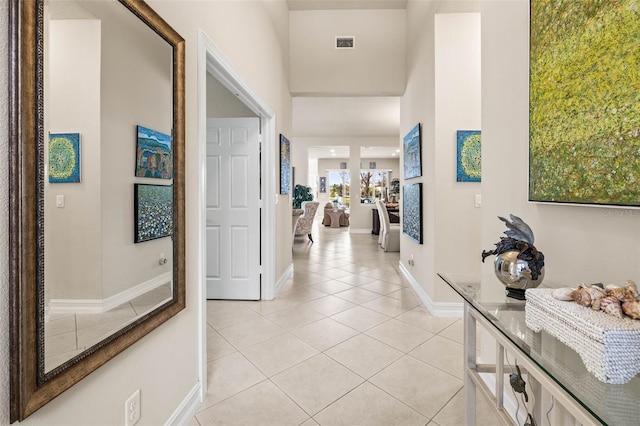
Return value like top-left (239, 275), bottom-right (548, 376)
top-left (456, 130), bottom-right (481, 182)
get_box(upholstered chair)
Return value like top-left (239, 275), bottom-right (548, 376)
top-left (294, 201), bottom-right (320, 242)
top-left (376, 200), bottom-right (400, 252)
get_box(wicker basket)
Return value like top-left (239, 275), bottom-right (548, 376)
top-left (525, 288), bottom-right (640, 384)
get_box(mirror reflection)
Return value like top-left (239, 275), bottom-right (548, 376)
top-left (42, 0), bottom-right (174, 372)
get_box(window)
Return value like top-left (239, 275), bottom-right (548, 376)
top-left (360, 170), bottom-right (389, 203)
top-left (328, 170), bottom-right (350, 207)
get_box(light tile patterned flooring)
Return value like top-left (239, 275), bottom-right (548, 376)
top-left (191, 224), bottom-right (499, 425)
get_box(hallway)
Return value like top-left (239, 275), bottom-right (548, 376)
top-left (192, 227), bottom-right (498, 425)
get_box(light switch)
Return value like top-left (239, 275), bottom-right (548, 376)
top-left (56, 195), bottom-right (65, 208)
top-left (474, 194), bottom-right (482, 208)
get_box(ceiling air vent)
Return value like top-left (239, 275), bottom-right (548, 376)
top-left (336, 36), bottom-right (355, 49)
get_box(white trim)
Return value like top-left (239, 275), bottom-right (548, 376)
top-left (348, 228), bottom-right (371, 234)
top-left (197, 28), bottom-right (277, 407)
top-left (48, 272), bottom-right (172, 315)
top-left (164, 382), bottom-right (202, 426)
top-left (273, 263), bottom-right (294, 298)
top-left (398, 262), bottom-right (463, 317)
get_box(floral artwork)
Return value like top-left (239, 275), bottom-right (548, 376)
top-left (136, 125), bottom-right (172, 179)
top-left (529, 0), bottom-right (640, 206)
top-left (49, 133), bottom-right (81, 183)
top-left (134, 184), bottom-right (173, 243)
top-left (456, 130), bottom-right (481, 182)
top-left (403, 183), bottom-right (422, 244)
top-left (280, 134), bottom-right (291, 194)
top-left (403, 123), bottom-right (421, 180)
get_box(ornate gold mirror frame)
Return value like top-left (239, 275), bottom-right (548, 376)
top-left (8, 0), bottom-right (185, 421)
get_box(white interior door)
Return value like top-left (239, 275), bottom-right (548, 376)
top-left (206, 118), bottom-right (261, 300)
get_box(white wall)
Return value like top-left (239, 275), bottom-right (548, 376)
top-left (401, 2), bottom-right (482, 306)
top-left (100, 2), bottom-right (174, 298)
top-left (207, 73), bottom-right (256, 118)
top-left (45, 19), bottom-right (103, 301)
top-left (434, 12), bottom-right (482, 301)
top-left (0, 1), bottom-right (291, 425)
top-left (289, 9), bottom-right (406, 95)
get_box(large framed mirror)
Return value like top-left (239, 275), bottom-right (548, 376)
top-left (9, 0), bottom-right (185, 421)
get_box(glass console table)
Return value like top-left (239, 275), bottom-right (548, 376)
top-left (439, 273), bottom-right (640, 426)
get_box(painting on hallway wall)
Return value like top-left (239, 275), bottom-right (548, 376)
top-left (529, 0), bottom-right (640, 206)
top-left (456, 130), bottom-right (481, 182)
top-left (48, 132), bottom-right (81, 183)
top-left (134, 183), bottom-right (173, 243)
top-left (403, 123), bottom-right (422, 180)
top-left (135, 125), bottom-right (172, 179)
top-left (280, 134), bottom-right (291, 194)
top-left (403, 183), bottom-right (423, 244)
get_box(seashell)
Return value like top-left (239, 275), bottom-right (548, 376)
top-left (586, 285), bottom-right (606, 310)
top-left (622, 300), bottom-right (640, 320)
top-left (600, 296), bottom-right (623, 318)
top-left (592, 295), bottom-right (604, 311)
top-left (551, 287), bottom-right (576, 301)
top-left (571, 288), bottom-right (592, 307)
top-left (605, 285), bottom-right (633, 302)
top-left (625, 280), bottom-right (639, 300)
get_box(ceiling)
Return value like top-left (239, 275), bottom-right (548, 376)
top-left (288, 1), bottom-right (405, 159)
top-left (287, 0), bottom-right (408, 11)
top-left (292, 97), bottom-right (400, 138)
top-left (308, 145), bottom-right (401, 160)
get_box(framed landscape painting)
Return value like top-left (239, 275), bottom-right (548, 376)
top-left (136, 125), bottom-right (172, 179)
top-left (49, 133), bottom-right (81, 183)
top-left (529, 0), bottom-right (640, 206)
top-left (134, 184), bottom-right (173, 243)
top-left (403, 123), bottom-right (422, 180)
top-left (403, 183), bottom-right (423, 244)
top-left (456, 130), bottom-right (481, 182)
top-left (280, 134), bottom-right (291, 194)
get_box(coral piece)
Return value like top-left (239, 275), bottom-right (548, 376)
top-left (605, 285), bottom-right (634, 302)
top-left (625, 280), bottom-right (639, 300)
top-left (622, 300), bottom-right (640, 320)
top-left (600, 296), bottom-right (623, 318)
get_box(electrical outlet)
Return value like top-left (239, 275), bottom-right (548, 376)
top-left (125, 389), bottom-right (140, 426)
top-left (409, 254), bottom-right (415, 266)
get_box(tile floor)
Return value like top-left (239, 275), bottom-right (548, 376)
top-left (44, 283), bottom-right (172, 371)
top-left (191, 223), bottom-right (499, 425)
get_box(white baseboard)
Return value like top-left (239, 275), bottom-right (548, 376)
top-left (271, 263), bottom-right (294, 300)
top-left (349, 228), bottom-right (372, 234)
top-left (48, 272), bottom-right (172, 315)
top-left (164, 382), bottom-right (202, 426)
top-left (398, 262), bottom-right (463, 317)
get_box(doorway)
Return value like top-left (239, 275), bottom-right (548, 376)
top-left (197, 30), bottom-right (277, 401)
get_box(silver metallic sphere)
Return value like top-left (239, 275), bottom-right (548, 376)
top-left (494, 250), bottom-right (544, 290)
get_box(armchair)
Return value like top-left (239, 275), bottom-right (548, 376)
top-left (294, 201), bottom-right (320, 242)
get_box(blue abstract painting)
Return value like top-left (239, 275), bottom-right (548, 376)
top-left (403, 123), bottom-right (422, 180)
top-left (136, 125), bottom-right (172, 179)
top-left (456, 130), bottom-right (481, 182)
top-left (134, 184), bottom-right (173, 243)
top-left (49, 133), bottom-right (81, 183)
top-left (403, 183), bottom-right (423, 244)
top-left (280, 134), bottom-right (291, 194)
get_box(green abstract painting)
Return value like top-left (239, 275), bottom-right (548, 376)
top-left (529, 0), bottom-right (640, 206)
